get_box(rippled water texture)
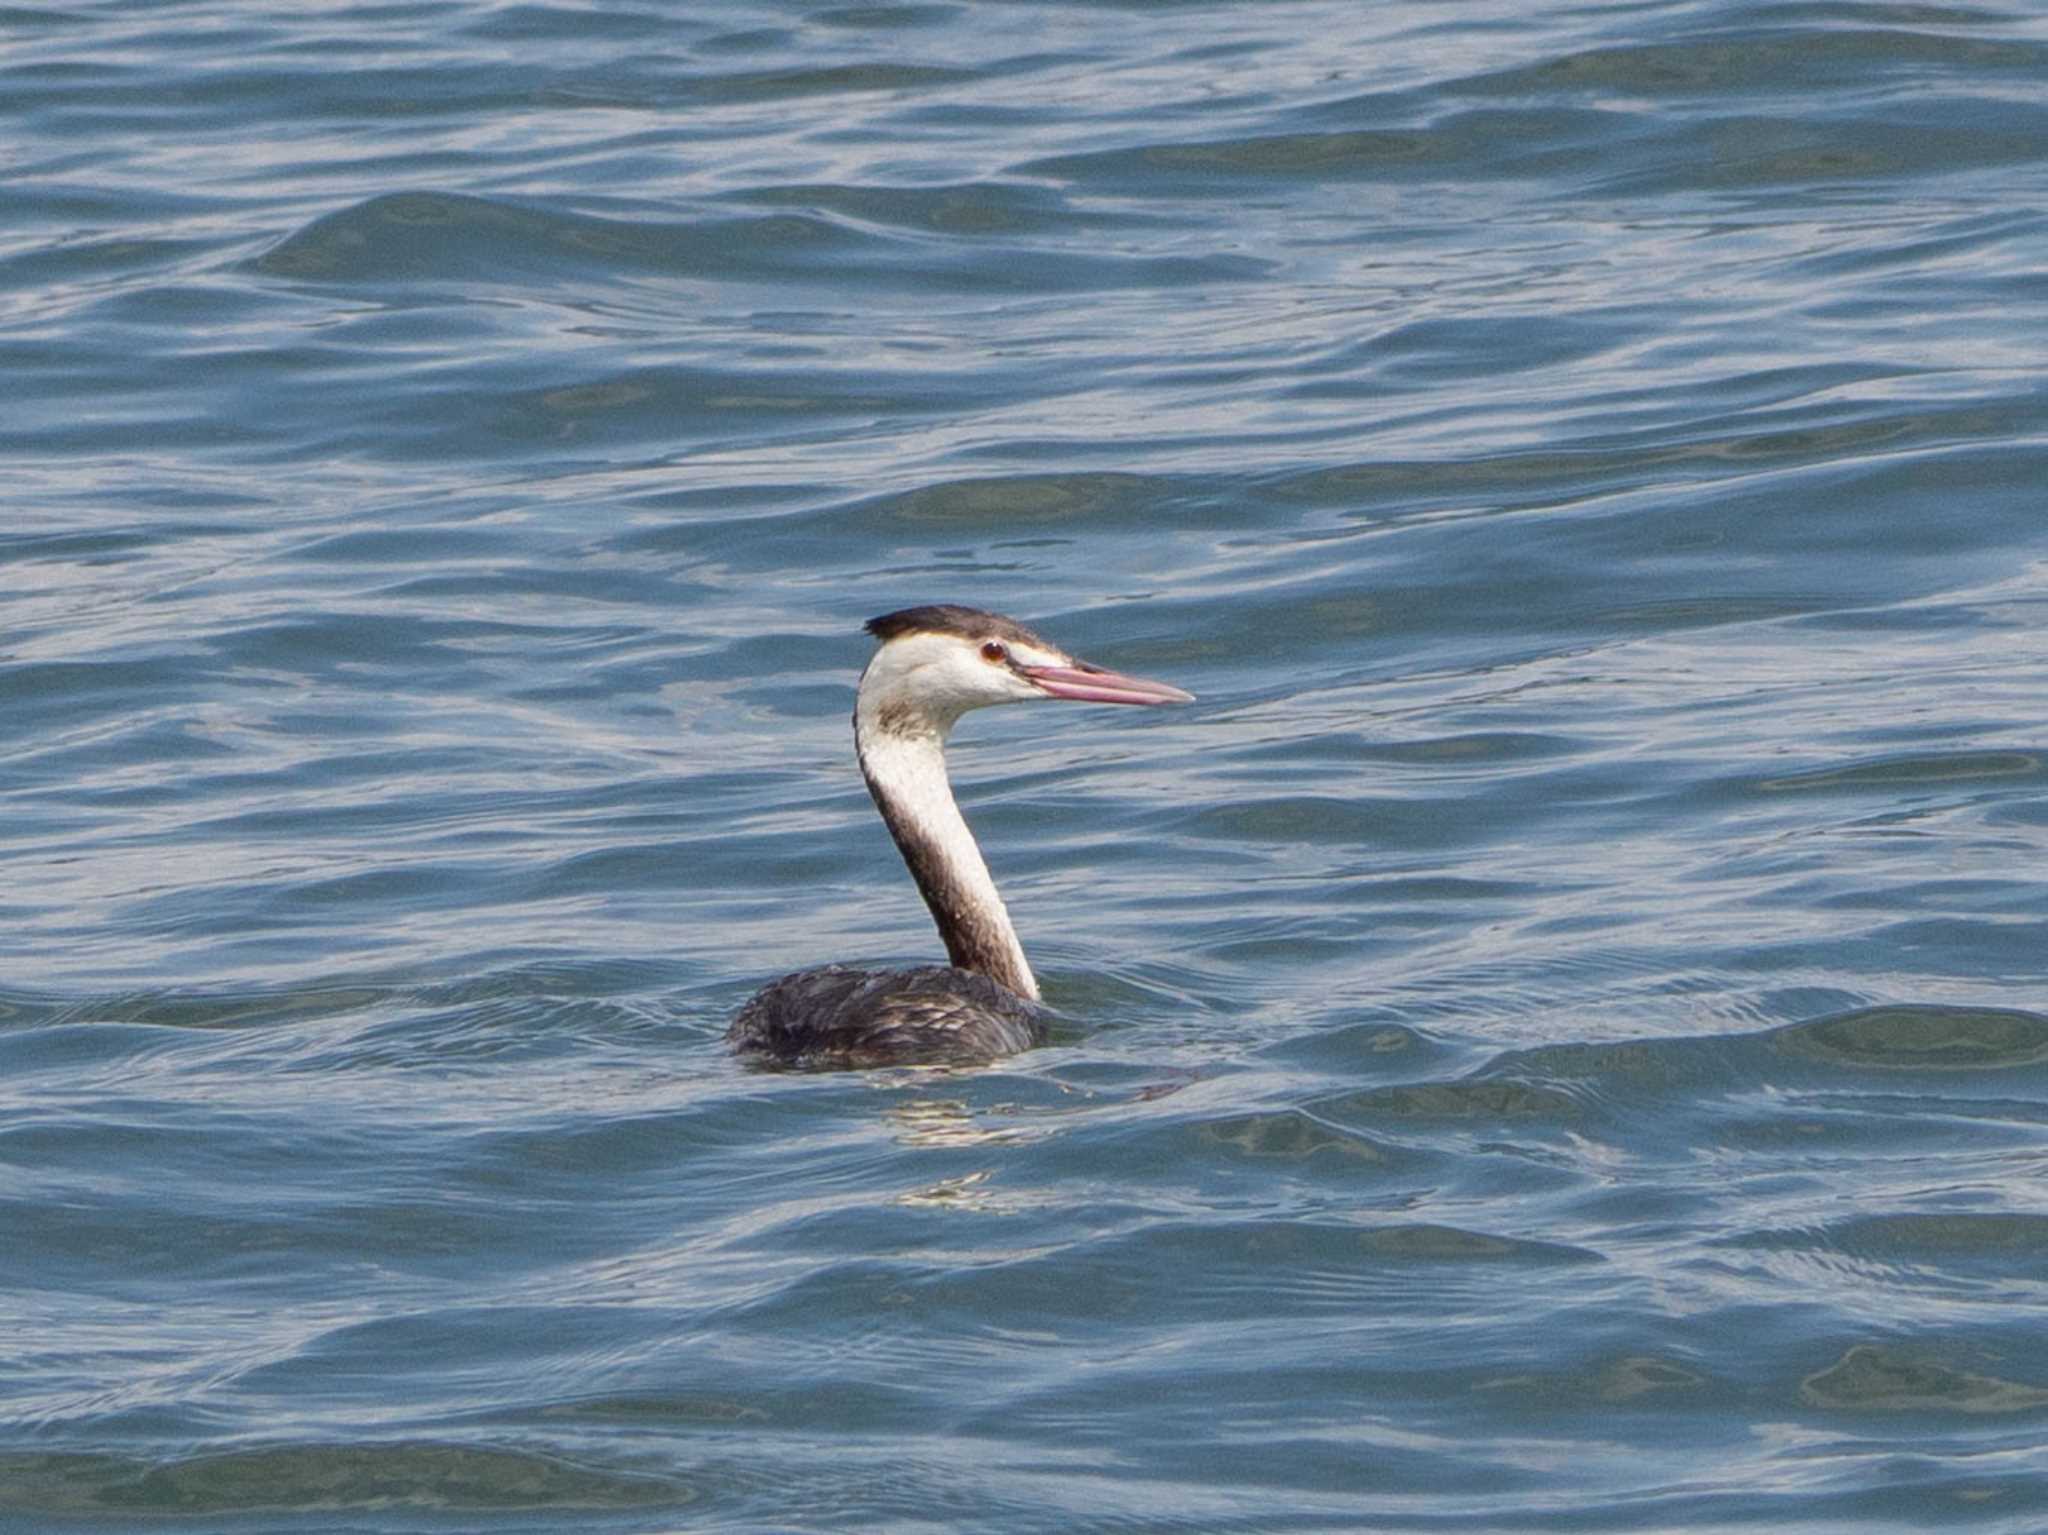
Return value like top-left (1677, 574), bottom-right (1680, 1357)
top-left (5, 1), bottom-right (2048, 1529)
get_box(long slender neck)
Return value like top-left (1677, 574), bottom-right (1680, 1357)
top-left (852, 700), bottom-right (1038, 1002)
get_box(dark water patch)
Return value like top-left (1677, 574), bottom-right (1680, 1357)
top-left (841, 471), bottom-right (1191, 532)
top-left (255, 191), bottom-right (868, 284)
top-left (1289, 311), bottom-right (1643, 391)
top-left (1602, 107), bottom-right (2048, 194)
top-left (1802, 1343), bottom-right (2048, 1414)
top-left (280, 996), bottom-right (648, 1076)
top-left (902, 1218), bottom-right (1602, 1330)
top-left (1183, 792), bottom-right (1542, 856)
top-left (240, 1304), bottom-right (670, 1401)
top-left (522, 837), bottom-right (789, 906)
top-left (467, 1104), bottom-right (725, 1184)
top-left (989, 1368), bottom-right (1551, 1501)
top-left (377, 570), bottom-right (680, 617)
top-left (200, 609), bottom-right (525, 675)
top-left (257, 189), bottom-right (1262, 295)
top-left (1455, 27), bottom-right (2048, 102)
top-left (1181, 797), bottom-right (1383, 847)
top-left (539, 1391), bottom-right (768, 1425)
top-left (1755, 749), bottom-right (2041, 794)
top-left (0, 1183), bottom-right (452, 1283)
top-left (0, 526), bottom-right (163, 565)
top-left (256, 863), bottom-right (503, 920)
top-left (0, 1441), bottom-right (687, 1516)
top-left (1203, 925), bottom-right (1436, 974)
top-left (293, 524), bottom-right (526, 567)
top-left (1318, 1076), bottom-right (1583, 1126)
top-left (0, 989), bottom-right (69, 1031)
top-left (1735, 1211), bottom-right (2048, 1271)
top-left (1192, 1107), bottom-right (1398, 1166)
top-left (1591, 593), bottom-right (1822, 631)
top-left (178, 775), bottom-right (592, 846)
top-left (1030, 86), bottom-right (2043, 205)
top-left (1474, 1037), bottom-right (1713, 1100)
top-left (814, 4), bottom-right (959, 29)
top-left (719, 178), bottom-right (1132, 238)
top-left (1020, 109), bottom-right (1622, 189)
top-left (1631, 437), bottom-right (2045, 558)
top-left (1751, 3), bottom-right (2008, 21)
top-left (0, 232), bottom-right (226, 291)
top-left (2, 714), bottom-right (241, 801)
top-left (1710, 1096), bottom-right (2048, 1162)
top-left (1771, 1004), bottom-right (2048, 1072)
top-left (693, 61), bottom-right (980, 102)
top-left (412, 957), bottom-right (685, 1007)
top-left (382, 362), bottom-right (1006, 463)
top-left (454, 3), bottom-right (675, 45)
top-left (1354, 1222), bottom-right (1597, 1265)
top-left (1480, 1352), bottom-right (1715, 1410)
top-left (1239, 732), bottom-right (1585, 771)
top-left (1844, 919), bottom-right (2048, 983)
top-left (1256, 392), bottom-right (2039, 525)
top-left (0, 656), bottom-right (211, 729)
top-left (1024, 127), bottom-right (1445, 185)
top-left (39, 984), bottom-right (392, 1033)
top-left (1258, 1019), bottom-right (1474, 1077)
top-left (0, 6), bottom-right (93, 29)
top-left (1473, 1007), bottom-right (2048, 1119)
top-left (1339, 439), bottom-right (2048, 648)
top-left (8, 59), bottom-right (569, 131)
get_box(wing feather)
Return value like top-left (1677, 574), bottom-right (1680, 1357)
top-left (728, 964), bottom-right (1047, 1065)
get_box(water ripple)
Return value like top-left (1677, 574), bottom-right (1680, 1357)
top-left (7, 0), bottom-right (2048, 1526)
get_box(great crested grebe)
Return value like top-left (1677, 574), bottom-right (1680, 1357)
top-left (728, 604), bottom-right (1192, 1065)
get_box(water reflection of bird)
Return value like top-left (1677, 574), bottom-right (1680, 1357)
top-left (729, 605), bottom-right (1192, 1066)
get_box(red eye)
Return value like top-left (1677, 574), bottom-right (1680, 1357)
top-left (980, 641), bottom-right (1007, 663)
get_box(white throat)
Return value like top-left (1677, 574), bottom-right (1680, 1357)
top-left (852, 680), bottom-right (1039, 1002)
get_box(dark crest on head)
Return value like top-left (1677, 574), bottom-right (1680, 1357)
top-left (865, 605), bottom-right (1048, 649)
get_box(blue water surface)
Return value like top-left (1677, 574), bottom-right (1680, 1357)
top-left (5, 1), bottom-right (2048, 1529)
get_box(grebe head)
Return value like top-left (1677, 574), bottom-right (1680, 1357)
top-left (860, 605), bottom-right (1193, 739)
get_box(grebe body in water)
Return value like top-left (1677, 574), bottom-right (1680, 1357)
top-left (728, 605), bottom-right (1192, 1065)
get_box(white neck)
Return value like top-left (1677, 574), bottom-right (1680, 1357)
top-left (852, 693), bottom-right (1038, 1002)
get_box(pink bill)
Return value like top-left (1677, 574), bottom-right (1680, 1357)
top-left (1022, 663), bottom-right (1194, 706)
